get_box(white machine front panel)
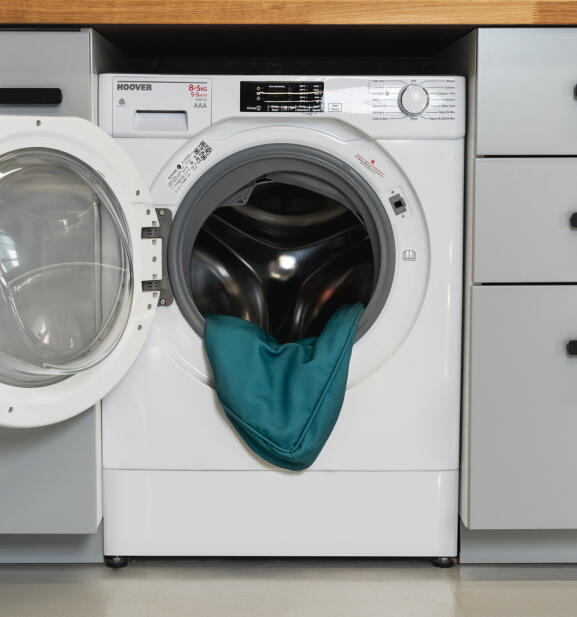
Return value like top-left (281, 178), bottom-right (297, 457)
top-left (99, 73), bottom-right (463, 559)
top-left (100, 74), bottom-right (465, 141)
top-left (103, 138), bottom-right (462, 472)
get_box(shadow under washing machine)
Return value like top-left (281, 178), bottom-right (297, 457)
top-left (97, 74), bottom-right (465, 559)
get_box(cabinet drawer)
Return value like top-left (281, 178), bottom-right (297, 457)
top-left (477, 28), bottom-right (577, 155)
top-left (0, 31), bottom-right (92, 119)
top-left (474, 158), bottom-right (577, 283)
top-left (0, 408), bottom-right (101, 534)
top-left (468, 286), bottom-right (577, 529)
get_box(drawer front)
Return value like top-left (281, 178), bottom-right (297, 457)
top-left (0, 31), bottom-right (92, 119)
top-left (477, 28), bottom-right (577, 155)
top-left (469, 286), bottom-right (577, 529)
top-left (474, 158), bottom-right (577, 283)
top-left (0, 408), bottom-right (101, 534)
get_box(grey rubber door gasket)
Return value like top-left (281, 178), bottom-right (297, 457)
top-left (168, 143), bottom-right (396, 341)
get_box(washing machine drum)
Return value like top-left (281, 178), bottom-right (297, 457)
top-left (168, 144), bottom-right (396, 343)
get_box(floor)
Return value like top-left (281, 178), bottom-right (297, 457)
top-left (1, 559), bottom-right (576, 617)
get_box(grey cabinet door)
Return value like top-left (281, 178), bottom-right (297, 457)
top-left (468, 286), bottom-right (577, 529)
top-left (477, 28), bottom-right (577, 155)
top-left (0, 31), bottom-right (92, 119)
top-left (0, 408), bottom-right (101, 534)
top-left (474, 158), bottom-right (577, 283)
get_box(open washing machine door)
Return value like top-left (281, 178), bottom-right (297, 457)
top-left (0, 116), bottom-right (161, 428)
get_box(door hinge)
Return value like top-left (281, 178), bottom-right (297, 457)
top-left (141, 208), bottom-right (173, 307)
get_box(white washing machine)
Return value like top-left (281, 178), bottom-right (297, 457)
top-left (0, 74), bottom-right (464, 562)
top-left (99, 73), bottom-right (465, 560)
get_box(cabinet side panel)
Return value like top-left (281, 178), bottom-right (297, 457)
top-left (434, 29), bottom-right (477, 526)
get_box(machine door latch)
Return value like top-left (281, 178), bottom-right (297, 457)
top-left (141, 208), bottom-right (173, 307)
top-left (141, 226), bottom-right (162, 239)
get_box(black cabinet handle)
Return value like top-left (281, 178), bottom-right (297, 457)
top-left (566, 340), bottom-right (577, 356)
top-left (0, 88), bottom-right (62, 105)
top-left (570, 213), bottom-right (577, 229)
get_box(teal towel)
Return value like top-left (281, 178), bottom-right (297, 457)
top-left (204, 303), bottom-right (364, 471)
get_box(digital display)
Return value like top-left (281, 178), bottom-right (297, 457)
top-left (240, 81), bottom-right (324, 113)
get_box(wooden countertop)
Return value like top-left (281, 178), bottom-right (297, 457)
top-left (0, 0), bottom-right (576, 25)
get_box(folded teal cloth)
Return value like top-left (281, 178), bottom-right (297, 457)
top-left (204, 303), bottom-right (364, 471)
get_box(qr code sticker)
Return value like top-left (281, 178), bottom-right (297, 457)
top-left (193, 141), bottom-right (213, 163)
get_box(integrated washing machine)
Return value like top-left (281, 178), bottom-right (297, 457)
top-left (0, 73), bottom-right (464, 561)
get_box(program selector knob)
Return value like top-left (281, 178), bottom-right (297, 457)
top-left (398, 84), bottom-right (429, 116)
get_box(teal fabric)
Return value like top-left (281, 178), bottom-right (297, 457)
top-left (204, 303), bottom-right (364, 471)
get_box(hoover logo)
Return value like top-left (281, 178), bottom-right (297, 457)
top-left (116, 83), bottom-right (152, 91)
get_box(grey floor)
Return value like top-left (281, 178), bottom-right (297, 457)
top-left (1, 559), bottom-right (576, 617)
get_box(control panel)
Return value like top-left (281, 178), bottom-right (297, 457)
top-left (322, 78), bottom-right (458, 121)
top-left (237, 77), bottom-right (459, 122)
top-left (99, 74), bottom-right (465, 142)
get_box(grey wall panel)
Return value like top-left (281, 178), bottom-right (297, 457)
top-left (477, 28), bottom-right (577, 155)
top-left (0, 408), bottom-right (100, 534)
top-left (0, 523), bottom-right (103, 564)
top-left (0, 31), bottom-right (92, 119)
top-left (469, 286), bottom-right (577, 529)
top-left (474, 158), bottom-right (577, 283)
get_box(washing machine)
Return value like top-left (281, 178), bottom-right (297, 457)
top-left (99, 73), bottom-right (465, 561)
top-left (0, 74), bottom-right (464, 561)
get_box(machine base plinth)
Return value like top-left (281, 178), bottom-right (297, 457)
top-left (103, 469), bottom-right (458, 557)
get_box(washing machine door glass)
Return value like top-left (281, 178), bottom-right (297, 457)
top-left (0, 149), bottom-right (132, 388)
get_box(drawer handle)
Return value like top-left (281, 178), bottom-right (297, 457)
top-left (570, 213), bottom-right (577, 228)
top-left (566, 340), bottom-right (577, 356)
top-left (0, 88), bottom-right (62, 105)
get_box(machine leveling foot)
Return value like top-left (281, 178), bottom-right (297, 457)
top-left (432, 557), bottom-right (455, 568)
top-left (104, 555), bottom-right (129, 569)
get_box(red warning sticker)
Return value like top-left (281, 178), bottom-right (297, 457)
top-left (355, 154), bottom-right (384, 177)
